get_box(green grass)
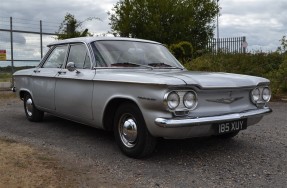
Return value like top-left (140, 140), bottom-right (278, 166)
top-left (0, 73), bottom-right (12, 82)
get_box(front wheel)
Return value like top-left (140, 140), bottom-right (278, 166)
top-left (114, 103), bottom-right (156, 158)
top-left (24, 93), bottom-right (44, 122)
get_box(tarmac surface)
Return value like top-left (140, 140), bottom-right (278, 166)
top-left (0, 98), bottom-right (286, 187)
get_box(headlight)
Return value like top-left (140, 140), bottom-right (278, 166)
top-left (251, 88), bottom-right (260, 102)
top-left (262, 87), bottom-right (271, 102)
top-left (183, 91), bottom-right (197, 109)
top-left (251, 86), bottom-right (271, 105)
top-left (166, 92), bottom-right (180, 110)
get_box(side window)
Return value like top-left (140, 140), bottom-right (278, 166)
top-left (67, 44), bottom-right (91, 69)
top-left (43, 46), bottom-right (67, 68)
top-left (84, 53), bottom-right (91, 69)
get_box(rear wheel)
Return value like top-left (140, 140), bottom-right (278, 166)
top-left (24, 93), bottom-right (44, 122)
top-left (114, 103), bottom-right (156, 158)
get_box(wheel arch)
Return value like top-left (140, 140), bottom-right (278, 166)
top-left (19, 89), bottom-right (32, 100)
top-left (103, 97), bottom-right (140, 131)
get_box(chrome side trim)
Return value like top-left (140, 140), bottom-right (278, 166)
top-left (155, 107), bottom-right (272, 128)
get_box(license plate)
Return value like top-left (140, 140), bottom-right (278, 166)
top-left (214, 119), bottom-right (247, 134)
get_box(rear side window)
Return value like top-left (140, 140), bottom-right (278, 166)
top-left (43, 45), bottom-right (67, 68)
top-left (67, 44), bottom-right (91, 69)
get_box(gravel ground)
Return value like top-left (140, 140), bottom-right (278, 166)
top-left (0, 97), bottom-right (286, 187)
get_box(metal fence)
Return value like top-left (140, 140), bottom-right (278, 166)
top-left (0, 17), bottom-right (59, 72)
top-left (207, 36), bottom-right (247, 54)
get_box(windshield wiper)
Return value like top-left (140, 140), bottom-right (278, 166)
top-left (148, 62), bottom-right (183, 70)
top-left (111, 62), bottom-right (153, 69)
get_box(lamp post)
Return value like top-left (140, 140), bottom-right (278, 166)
top-left (216, 0), bottom-right (220, 52)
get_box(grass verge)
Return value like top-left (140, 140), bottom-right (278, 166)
top-left (0, 91), bottom-right (17, 100)
top-left (0, 73), bottom-right (11, 82)
top-left (0, 138), bottom-right (78, 187)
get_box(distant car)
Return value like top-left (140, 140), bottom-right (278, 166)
top-left (13, 37), bottom-right (272, 158)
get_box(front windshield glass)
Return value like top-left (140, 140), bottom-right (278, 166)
top-left (92, 40), bottom-right (183, 68)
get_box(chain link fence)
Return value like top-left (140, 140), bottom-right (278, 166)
top-left (0, 17), bottom-right (60, 89)
top-left (0, 17), bottom-right (59, 69)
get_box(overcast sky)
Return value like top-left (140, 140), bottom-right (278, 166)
top-left (1, 0), bottom-right (287, 52)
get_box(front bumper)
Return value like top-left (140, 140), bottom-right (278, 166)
top-left (155, 107), bottom-right (272, 128)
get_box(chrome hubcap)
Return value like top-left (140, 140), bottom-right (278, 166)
top-left (25, 98), bottom-right (33, 117)
top-left (118, 114), bottom-right (138, 148)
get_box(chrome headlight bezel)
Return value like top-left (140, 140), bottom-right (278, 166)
top-left (164, 90), bottom-right (198, 112)
top-left (251, 87), bottom-right (260, 103)
top-left (250, 86), bottom-right (271, 106)
top-left (164, 91), bottom-right (180, 110)
top-left (262, 87), bottom-right (271, 102)
top-left (183, 91), bottom-right (198, 110)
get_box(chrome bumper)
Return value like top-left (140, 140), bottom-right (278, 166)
top-left (155, 107), bottom-right (272, 128)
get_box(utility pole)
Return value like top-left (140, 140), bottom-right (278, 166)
top-left (216, 0), bottom-right (220, 52)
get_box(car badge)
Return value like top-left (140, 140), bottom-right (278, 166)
top-left (206, 95), bottom-right (244, 104)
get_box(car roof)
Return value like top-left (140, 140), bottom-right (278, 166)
top-left (47, 37), bottom-right (161, 47)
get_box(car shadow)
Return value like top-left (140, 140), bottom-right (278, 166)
top-left (39, 114), bottom-right (252, 162)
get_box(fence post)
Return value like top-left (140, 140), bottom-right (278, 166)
top-left (10, 17), bottom-right (14, 74)
top-left (40, 20), bottom-right (43, 58)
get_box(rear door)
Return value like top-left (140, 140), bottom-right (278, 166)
top-left (32, 45), bottom-right (68, 110)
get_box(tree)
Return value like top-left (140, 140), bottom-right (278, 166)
top-left (277, 36), bottom-right (287, 54)
top-left (56, 13), bottom-right (100, 40)
top-left (108, 0), bottom-right (219, 51)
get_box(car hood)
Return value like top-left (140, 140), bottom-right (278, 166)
top-left (156, 70), bottom-right (270, 88)
top-left (97, 69), bottom-right (269, 89)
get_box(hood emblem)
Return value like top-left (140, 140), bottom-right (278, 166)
top-left (206, 97), bottom-right (243, 104)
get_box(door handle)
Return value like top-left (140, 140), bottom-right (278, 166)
top-left (58, 71), bottom-right (66, 74)
top-left (33, 70), bottom-right (40, 73)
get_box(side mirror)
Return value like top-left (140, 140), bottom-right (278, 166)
top-left (66, 62), bottom-right (80, 73)
top-left (67, 62), bottom-right (76, 72)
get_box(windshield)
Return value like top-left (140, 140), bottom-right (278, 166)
top-left (92, 40), bottom-right (183, 68)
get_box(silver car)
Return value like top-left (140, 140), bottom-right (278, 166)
top-left (13, 37), bottom-right (272, 158)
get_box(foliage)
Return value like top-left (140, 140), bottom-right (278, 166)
top-left (109, 0), bottom-right (219, 50)
top-left (56, 13), bottom-right (100, 40)
top-left (169, 41), bottom-right (193, 62)
top-left (0, 66), bottom-right (34, 73)
top-left (185, 52), bottom-right (287, 95)
top-left (0, 72), bottom-right (11, 82)
top-left (169, 44), bottom-right (185, 61)
top-left (277, 35), bottom-right (287, 54)
top-left (267, 55), bottom-right (287, 93)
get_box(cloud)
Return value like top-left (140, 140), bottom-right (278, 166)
top-left (218, 0), bottom-right (287, 51)
top-left (0, 0), bottom-right (112, 34)
top-left (0, 32), bottom-right (26, 44)
top-left (1, 0), bottom-right (287, 52)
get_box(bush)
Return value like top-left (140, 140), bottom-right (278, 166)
top-left (267, 55), bottom-right (287, 94)
top-left (169, 41), bottom-right (193, 62)
top-left (169, 43), bottom-right (185, 61)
